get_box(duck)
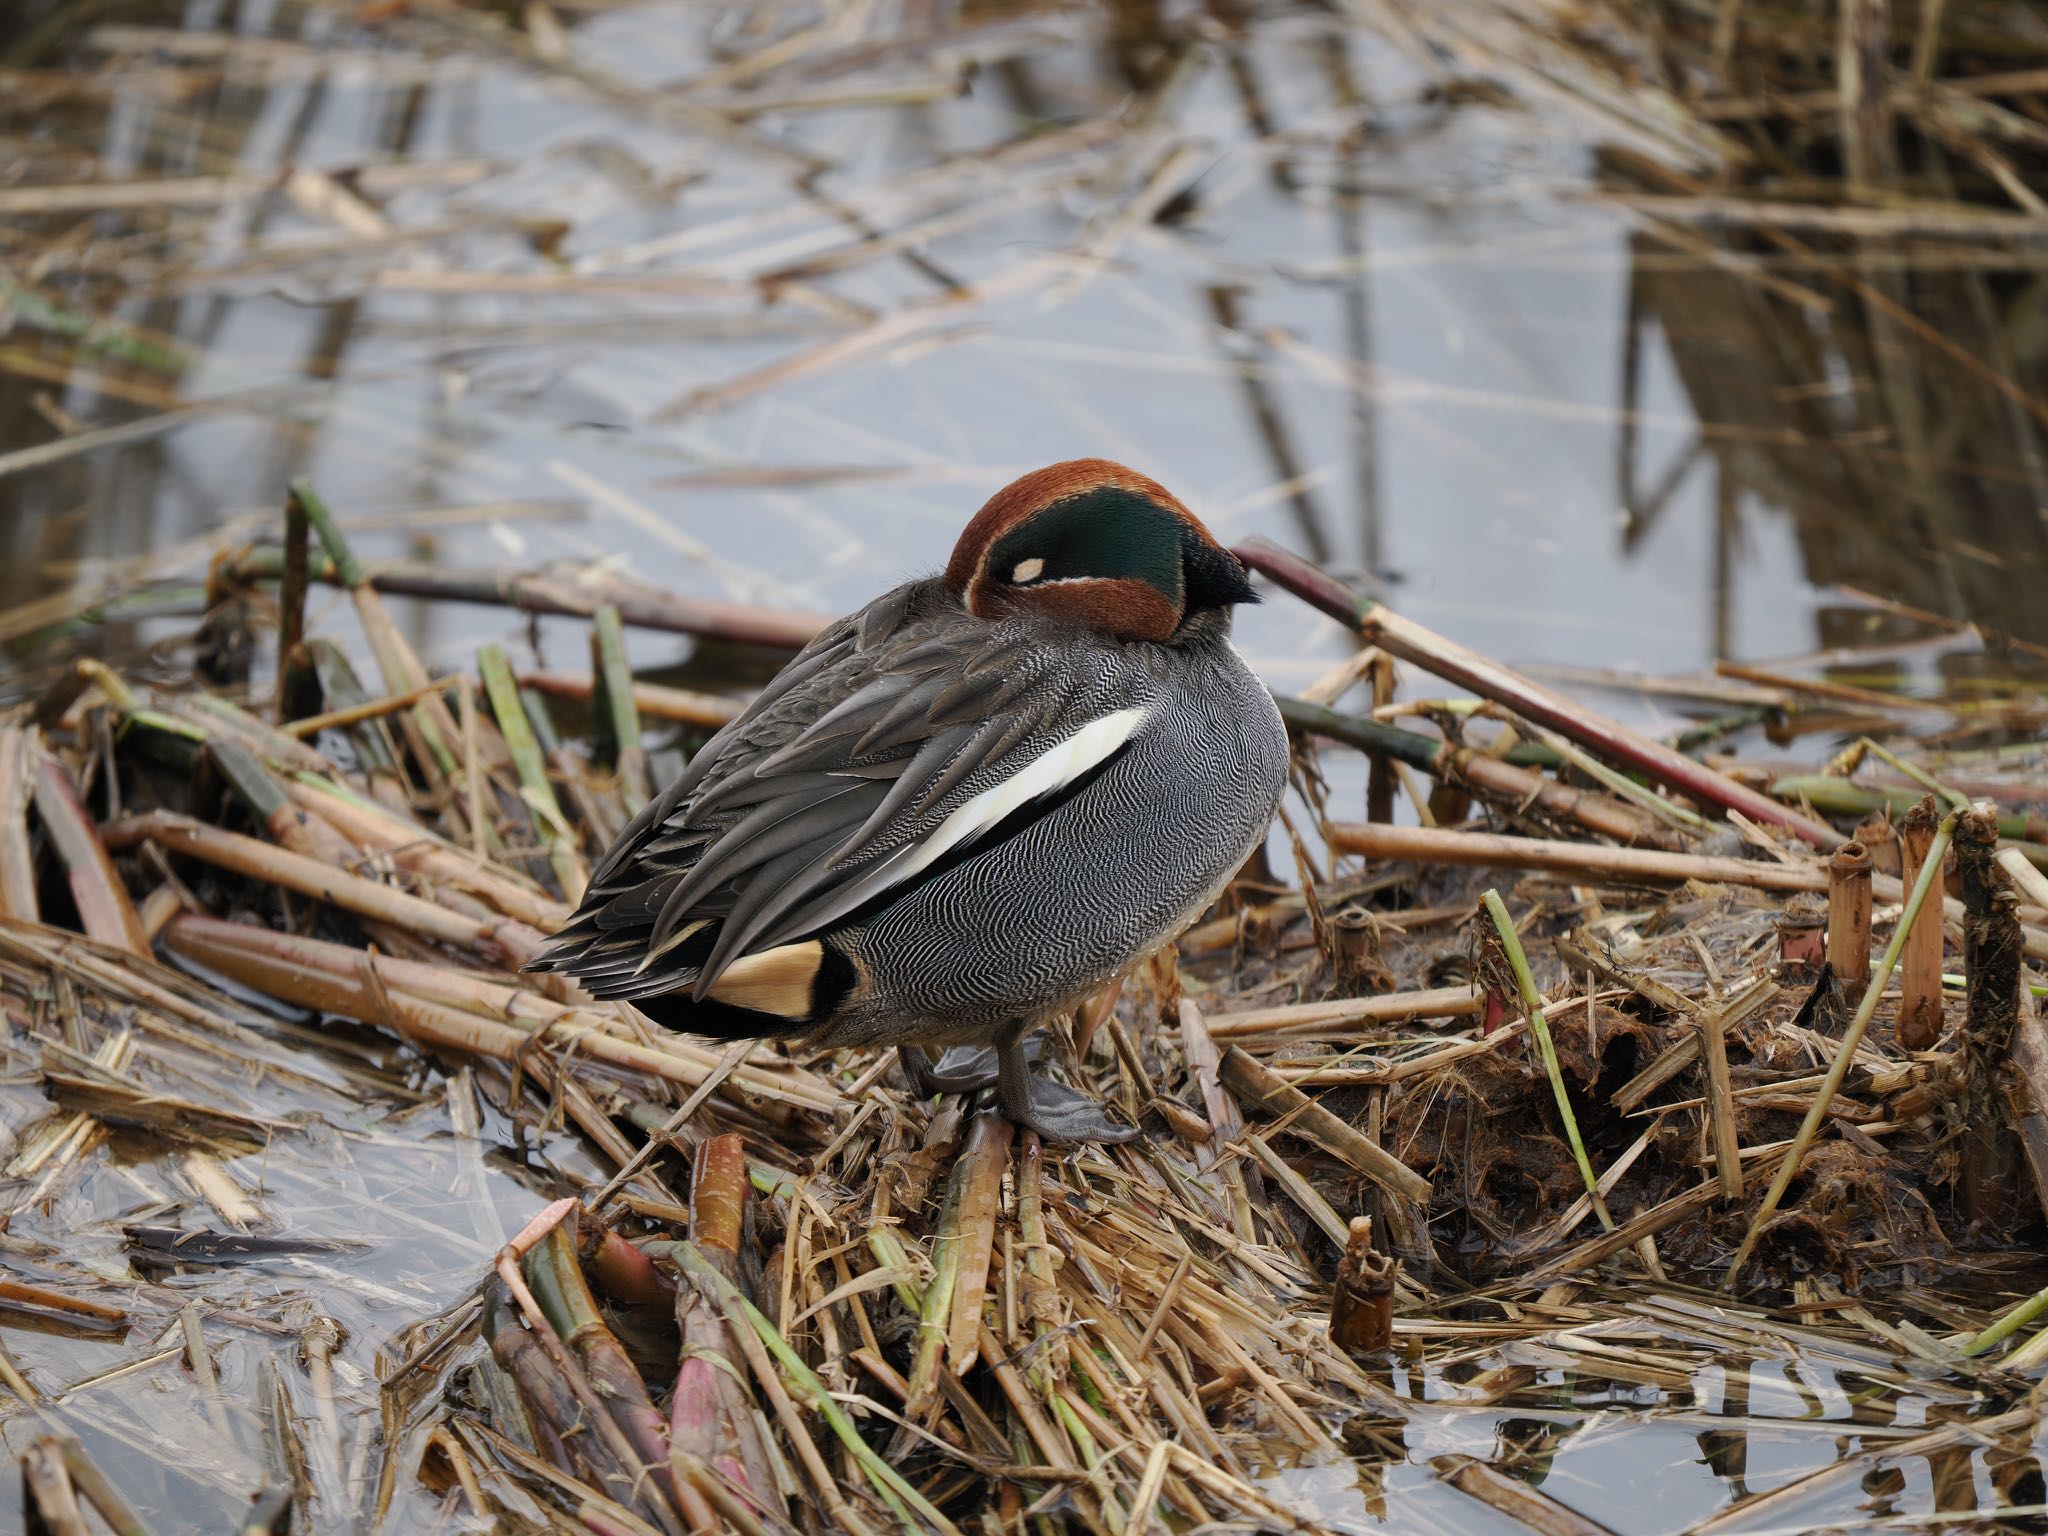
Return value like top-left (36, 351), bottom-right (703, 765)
top-left (530, 459), bottom-right (1289, 1142)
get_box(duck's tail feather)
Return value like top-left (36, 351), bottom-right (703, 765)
top-left (530, 912), bottom-right (856, 1041)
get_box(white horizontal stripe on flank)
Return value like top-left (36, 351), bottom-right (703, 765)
top-left (753, 703), bottom-right (1152, 946)
top-left (888, 704), bottom-right (1148, 885)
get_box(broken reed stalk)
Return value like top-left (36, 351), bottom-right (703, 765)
top-left (672, 1134), bottom-right (781, 1517)
top-left (1337, 820), bottom-right (2048, 962)
top-left (943, 1114), bottom-right (1010, 1376)
top-left (1828, 840), bottom-right (1873, 1007)
top-left (518, 669), bottom-right (743, 729)
top-left (1899, 797), bottom-right (1946, 1050)
top-left (1480, 890), bottom-right (1612, 1230)
top-left (1328, 1216), bottom-right (1394, 1355)
top-left (289, 478), bottom-right (500, 845)
top-left (1238, 536), bottom-right (1840, 848)
top-left (1962, 1279), bottom-right (2048, 1358)
top-left (2000, 845), bottom-right (2048, 911)
top-left (1954, 806), bottom-right (2024, 1227)
top-left (1336, 820), bottom-right (1823, 891)
top-left (107, 811), bottom-right (490, 950)
top-left (158, 915), bottom-right (842, 1116)
top-left (1770, 775), bottom-right (2048, 840)
top-left (479, 645), bottom-right (587, 902)
top-left (523, 1219), bottom-right (677, 1512)
top-left (1725, 807), bottom-right (1961, 1289)
top-left (32, 751), bottom-right (147, 954)
top-left (1217, 1045), bottom-right (1432, 1203)
top-left (670, 1241), bottom-right (953, 1536)
top-left (1277, 695), bottom-right (1685, 849)
top-left (0, 728), bottom-right (37, 921)
top-left (228, 548), bottom-right (828, 651)
top-left (1699, 985), bottom-right (1747, 1202)
top-left (276, 489), bottom-right (309, 724)
top-left (591, 604), bottom-right (651, 812)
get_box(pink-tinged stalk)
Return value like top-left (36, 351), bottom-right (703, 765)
top-left (32, 754), bottom-right (147, 954)
top-left (524, 1221), bottom-right (679, 1515)
top-left (579, 1225), bottom-right (676, 1312)
top-left (670, 1134), bottom-right (783, 1521)
top-left (1234, 536), bottom-right (1841, 849)
top-left (494, 1208), bottom-right (685, 1533)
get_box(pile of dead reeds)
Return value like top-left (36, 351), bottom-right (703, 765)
top-left (6, 474), bottom-right (2048, 1532)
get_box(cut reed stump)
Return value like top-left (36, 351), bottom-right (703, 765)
top-left (1898, 796), bottom-right (1946, 1050)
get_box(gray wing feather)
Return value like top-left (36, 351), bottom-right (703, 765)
top-left (533, 579), bottom-right (1122, 1004)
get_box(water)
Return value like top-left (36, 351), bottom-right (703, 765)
top-left (11, 1), bottom-right (2047, 702)
top-left (4, 2), bottom-right (2048, 1532)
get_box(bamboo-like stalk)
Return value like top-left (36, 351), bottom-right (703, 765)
top-left (1771, 774), bottom-right (2047, 842)
top-left (106, 811), bottom-right (487, 949)
top-left (1335, 819), bottom-right (1823, 891)
top-left (671, 1241), bottom-right (947, 1536)
top-left (943, 1113), bottom-right (1011, 1376)
top-left (1998, 845), bottom-right (2048, 912)
top-left (1238, 536), bottom-right (1840, 847)
top-left (484, 1287), bottom-right (612, 1489)
top-left (494, 1210), bottom-right (683, 1533)
top-left (286, 776), bottom-right (567, 930)
top-left (1217, 1046), bottom-right (1431, 1203)
top-left (1827, 840), bottom-right (1873, 1007)
top-left (1480, 891), bottom-right (1613, 1231)
top-left (1334, 820), bottom-right (2048, 962)
top-left (229, 546), bottom-right (826, 651)
top-left (289, 480), bottom-right (497, 841)
top-left (0, 727), bottom-right (40, 921)
top-left (519, 670), bottom-right (744, 729)
top-left (1698, 986), bottom-right (1746, 1202)
top-left (524, 1219), bottom-right (677, 1511)
top-left (276, 489), bottom-right (309, 724)
top-left (897, 1123), bottom-right (978, 1434)
top-left (34, 752), bottom-right (148, 955)
top-left (282, 674), bottom-right (461, 740)
top-left (480, 646), bottom-right (588, 902)
top-left (1277, 695), bottom-right (1687, 849)
top-left (672, 1134), bottom-right (782, 1517)
top-left (1962, 1280), bottom-right (2048, 1358)
top-left (1205, 986), bottom-right (1482, 1038)
top-left (1724, 808), bottom-right (1960, 1288)
top-left (160, 915), bottom-right (842, 1112)
top-left (1898, 797), bottom-right (1946, 1050)
top-left (591, 605), bottom-right (652, 812)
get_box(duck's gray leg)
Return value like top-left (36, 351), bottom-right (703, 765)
top-left (897, 1037), bottom-right (1044, 1097)
top-left (993, 1022), bottom-right (1137, 1144)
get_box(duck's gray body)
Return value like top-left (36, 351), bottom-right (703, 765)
top-left (532, 576), bottom-right (1288, 1052)
top-left (826, 591), bottom-right (1287, 1048)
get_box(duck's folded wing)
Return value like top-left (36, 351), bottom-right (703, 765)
top-left (530, 587), bottom-right (1147, 1008)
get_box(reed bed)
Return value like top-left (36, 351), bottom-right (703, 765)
top-left (7, 0), bottom-right (2048, 1533)
top-left (3, 480), bottom-right (2048, 1531)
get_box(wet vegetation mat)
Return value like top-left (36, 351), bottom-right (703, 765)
top-left (8, 1), bottom-right (2048, 1534)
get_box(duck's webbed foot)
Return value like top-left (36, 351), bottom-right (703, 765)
top-left (994, 1025), bottom-right (1138, 1144)
top-left (898, 1037), bottom-right (1041, 1098)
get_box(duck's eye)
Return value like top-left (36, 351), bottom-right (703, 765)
top-left (1010, 556), bottom-right (1046, 584)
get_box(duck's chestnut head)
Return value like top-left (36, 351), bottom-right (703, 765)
top-left (944, 459), bottom-right (1257, 643)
